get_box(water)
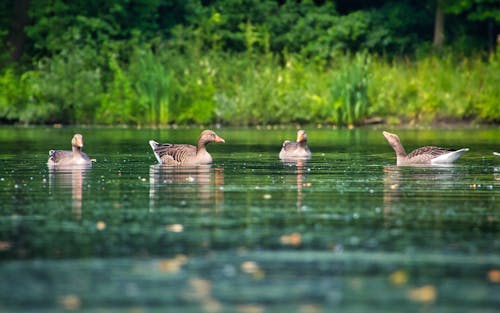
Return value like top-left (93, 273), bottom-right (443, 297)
top-left (0, 127), bottom-right (498, 312)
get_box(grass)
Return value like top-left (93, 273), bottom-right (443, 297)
top-left (0, 45), bottom-right (498, 126)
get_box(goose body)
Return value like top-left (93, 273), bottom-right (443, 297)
top-left (149, 130), bottom-right (225, 165)
top-left (383, 131), bottom-right (468, 165)
top-left (48, 134), bottom-right (92, 167)
top-left (279, 130), bottom-right (312, 160)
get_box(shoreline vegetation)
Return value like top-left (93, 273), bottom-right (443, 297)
top-left (0, 1), bottom-right (498, 127)
top-left (1, 49), bottom-right (498, 128)
top-left (1, 118), bottom-right (497, 131)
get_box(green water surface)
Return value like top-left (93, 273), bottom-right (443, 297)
top-left (0, 127), bottom-right (498, 312)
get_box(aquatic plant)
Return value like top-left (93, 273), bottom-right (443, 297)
top-left (328, 52), bottom-right (371, 126)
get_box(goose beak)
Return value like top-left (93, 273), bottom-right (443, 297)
top-left (74, 138), bottom-right (84, 147)
top-left (215, 135), bottom-right (225, 143)
top-left (382, 131), bottom-right (392, 140)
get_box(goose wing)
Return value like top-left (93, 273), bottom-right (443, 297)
top-left (281, 140), bottom-right (298, 152)
top-left (279, 140), bottom-right (311, 159)
top-left (48, 150), bottom-right (72, 163)
top-left (149, 141), bottom-right (196, 164)
top-left (407, 146), bottom-right (453, 160)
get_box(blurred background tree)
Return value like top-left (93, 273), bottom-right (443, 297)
top-left (0, 0), bottom-right (498, 125)
top-left (2, 0), bottom-right (497, 63)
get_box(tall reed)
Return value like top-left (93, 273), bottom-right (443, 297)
top-left (130, 48), bottom-right (173, 125)
top-left (328, 53), bottom-right (371, 126)
top-left (0, 43), bottom-right (498, 126)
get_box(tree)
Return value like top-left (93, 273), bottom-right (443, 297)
top-left (435, 0), bottom-right (500, 51)
top-left (5, 0), bottom-right (30, 62)
top-left (433, 0), bottom-right (445, 49)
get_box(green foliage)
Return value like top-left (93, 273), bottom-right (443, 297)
top-left (0, 0), bottom-right (496, 68)
top-left (24, 0), bottom-right (193, 56)
top-left (2, 0), bottom-right (499, 127)
top-left (368, 52), bottom-right (500, 124)
top-left (160, 50), bottom-right (218, 125)
top-left (129, 48), bottom-right (173, 125)
top-left (164, 0), bottom-right (440, 58)
top-left (473, 52), bottom-right (500, 121)
top-left (21, 48), bottom-right (102, 124)
top-left (328, 53), bottom-right (371, 126)
top-left (0, 69), bottom-right (26, 122)
top-left (97, 55), bottom-right (139, 125)
top-left (212, 52), bottom-right (331, 126)
top-left (1, 44), bottom-right (499, 126)
top-left (444, 0), bottom-right (500, 22)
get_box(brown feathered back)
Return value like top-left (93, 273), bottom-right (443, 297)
top-left (149, 130), bottom-right (225, 165)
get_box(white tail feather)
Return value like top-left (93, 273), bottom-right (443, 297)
top-left (149, 140), bottom-right (162, 164)
top-left (431, 148), bottom-right (469, 164)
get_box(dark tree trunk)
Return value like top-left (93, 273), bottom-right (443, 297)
top-left (8, 0), bottom-right (30, 61)
top-left (487, 19), bottom-right (496, 53)
top-left (433, 0), bottom-right (445, 50)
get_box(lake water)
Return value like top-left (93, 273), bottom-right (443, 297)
top-left (0, 126), bottom-right (498, 312)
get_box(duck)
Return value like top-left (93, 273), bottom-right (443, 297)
top-left (48, 134), bottom-right (92, 166)
top-left (149, 130), bottom-right (225, 165)
top-left (382, 131), bottom-right (468, 165)
top-left (279, 129), bottom-right (312, 160)
top-left (494, 152), bottom-right (500, 157)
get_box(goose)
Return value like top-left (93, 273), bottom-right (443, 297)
top-left (48, 134), bottom-right (92, 166)
top-left (149, 130), bottom-right (225, 165)
top-left (279, 130), bottom-right (312, 160)
top-left (383, 131), bottom-right (468, 165)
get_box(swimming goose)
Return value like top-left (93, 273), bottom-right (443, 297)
top-left (279, 130), bottom-right (312, 160)
top-left (383, 131), bottom-right (468, 165)
top-left (48, 134), bottom-right (92, 166)
top-left (149, 130), bottom-right (225, 165)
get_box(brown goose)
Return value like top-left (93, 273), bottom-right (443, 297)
top-left (149, 130), bottom-right (225, 165)
top-left (383, 131), bottom-right (468, 165)
top-left (279, 130), bottom-right (312, 160)
top-left (48, 134), bottom-right (92, 166)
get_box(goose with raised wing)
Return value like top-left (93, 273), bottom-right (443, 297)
top-left (48, 134), bottom-right (92, 167)
top-left (382, 131), bottom-right (468, 165)
top-left (149, 130), bottom-right (225, 165)
top-left (279, 129), bottom-right (312, 160)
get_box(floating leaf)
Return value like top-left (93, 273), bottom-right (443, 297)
top-left (96, 221), bottom-right (106, 230)
top-left (408, 285), bottom-right (437, 303)
top-left (280, 232), bottom-right (302, 246)
top-left (158, 254), bottom-right (188, 273)
top-left (58, 294), bottom-right (81, 310)
top-left (389, 270), bottom-right (408, 285)
top-left (166, 224), bottom-right (184, 233)
top-left (241, 261), bottom-right (265, 279)
top-left (488, 269), bottom-right (500, 283)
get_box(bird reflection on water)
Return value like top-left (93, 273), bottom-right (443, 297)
top-left (383, 164), bottom-right (466, 223)
top-left (149, 165), bottom-right (224, 211)
top-left (48, 165), bottom-right (91, 219)
top-left (280, 158), bottom-right (310, 212)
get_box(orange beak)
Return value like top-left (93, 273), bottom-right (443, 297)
top-left (215, 135), bottom-right (225, 143)
top-left (73, 138), bottom-right (84, 147)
